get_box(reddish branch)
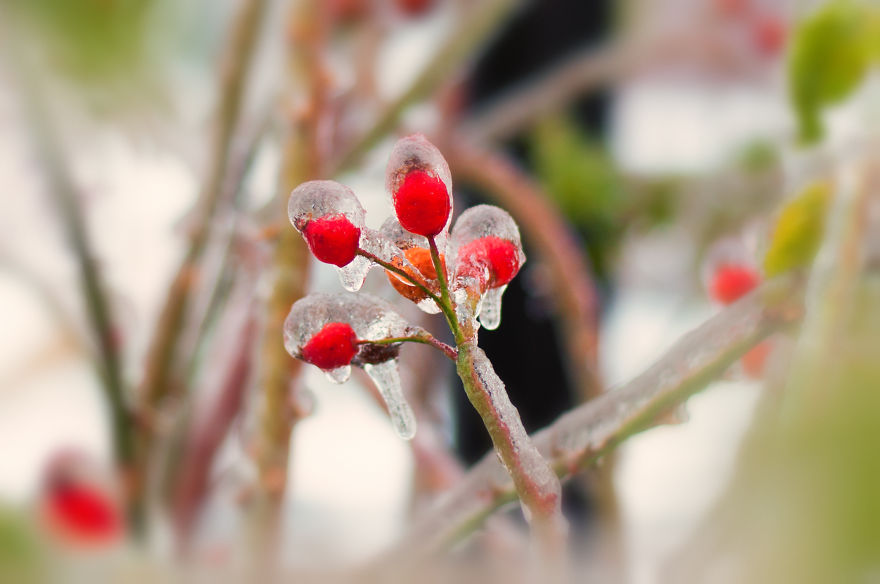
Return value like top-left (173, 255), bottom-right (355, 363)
top-left (172, 311), bottom-right (257, 546)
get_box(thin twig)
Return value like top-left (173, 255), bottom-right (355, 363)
top-left (330, 0), bottom-right (521, 174)
top-left (138, 0), bottom-right (268, 420)
top-left (18, 80), bottom-right (132, 467)
top-left (172, 307), bottom-right (257, 547)
top-left (444, 138), bottom-right (602, 400)
top-left (373, 274), bottom-right (805, 563)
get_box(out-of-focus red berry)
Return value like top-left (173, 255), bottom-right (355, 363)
top-left (752, 15), bottom-right (787, 57)
top-left (386, 247), bottom-right (446, 303)
top-left (41, 455), bottom-right (122, 548)
top-left (328, 0), bottom-right (367, 23)
top-left (301, 322), bottom-right (359, 370)
top-left (395, 0), bottom-right (435, 17)
top-left (742, 341), bottom-right (771, 379)
top-left (392, 170), bottom-right (451, 238)
top-left (457, 236), bottom-right (521, 289)
top-left (302, 214), bottom-right (361, 267)
top-left (710, 263), bottom-right (760, 305)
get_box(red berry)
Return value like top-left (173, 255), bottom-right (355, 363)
top-left (710, 263), bottom-right (760, 305)
top-left (457, 236), bottom-right (521, 289)
top-left (302, 214), bottom-right (361, 267)
top-left (44, 481), bottom-right (121, 546)
top-left (392, 170), bottom-right (451, 238)
top-left (752, 15), bottom-right (786, 57)
top-left (301, 322), bottom-right (359, 370)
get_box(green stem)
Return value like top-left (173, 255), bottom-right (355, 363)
top-left (427, 236), bottom-right (462, 342)
top-left (359, 335), bottom-right (457, 361)
top-left (455, 341), bottom-right (566, 555)
top-left (356, 248), bottom-right (460, 334)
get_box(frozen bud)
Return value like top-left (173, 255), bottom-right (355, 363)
top-left (386, 134), bottom-right (453, 238)
top-left (451, 205), bottom-right (526, 292)
top-left (289, 180), bottom-right (365, 267)
top-left (381, 217), bottom-right (445, 313)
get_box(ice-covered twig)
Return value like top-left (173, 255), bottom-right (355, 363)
top-left (455, 341), bottom-right (567, 563)
top-left (377, 275), bottom-right (805, 560)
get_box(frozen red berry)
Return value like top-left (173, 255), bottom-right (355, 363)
top-left (302, 214), bottom-right (361, 267)
top-left (710, 263), bottom-right (760, 305)
top-left (392, 170), bottom-right (451, 238)
top-left (456, 236), bottom-right (521, 289)
top-left (300, 322), bottom-right (359, 370)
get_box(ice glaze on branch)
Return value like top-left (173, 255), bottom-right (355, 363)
top-left (378, 274), bottom-right (805, 560)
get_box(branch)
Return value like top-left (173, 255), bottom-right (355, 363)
top-left (375, 274), bottom-right (805, 562)
top-left (138, 0), bottom-right (267, 420)
top-left (330, 0), bottom-right (520, 173)
top-left (18, 78), bottom-right (132, 468)
top-left (444, 138), bottom-right (602, 400)
top-left (172, 308), bottom-right (257, 546)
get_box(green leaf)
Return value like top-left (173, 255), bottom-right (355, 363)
top-left (788, 0), bottom-right (878, 144)
top-left (763, 181), bottom-right (831, 277)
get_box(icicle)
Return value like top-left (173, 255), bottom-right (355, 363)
top-left (337, 255), bottom-right (372, 292)
top-left (363, 361), bottom-right (417, 440)
top-left (478, 286), bottom-right (506, 330)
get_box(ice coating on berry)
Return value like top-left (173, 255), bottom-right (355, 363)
top-left (289, 180), bottom-right (366, 267)
top-left (386, 134), bottom-right (453, 237)
top-left (284, 293), bottom-right (415, 382)
top-left (381, 217), bottom-right (445, 314)
top-left (451, 205), bottom-right (525, 291)
top-left (300, 322), bottom-right (359, 370)
top-left (338, 227), bottom-right (417, 292)
top-left (364, 360), bottom-right (417, 440)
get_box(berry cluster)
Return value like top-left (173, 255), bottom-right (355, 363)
top-left (283, 135), bottom-right (527, 438)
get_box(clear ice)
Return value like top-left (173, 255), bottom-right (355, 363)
top-left (449, 205), bottom-right (526, 331)
top-left (477, 285), bottom-right (505, 330)
top-left (288, 180), bottom-right (365, 234)
top-left (385, 134), bottom-right (453, 203)
top-left (363, 360), bottom-right (417, 440)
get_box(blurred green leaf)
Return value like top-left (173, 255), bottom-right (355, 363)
top-left (788, 0), bottom-right (878, 144)
top-left (530, 115), bottom-right (624, 278)
top-left (0, 506), bottom-right (42, 581)
top-left (5, 0), bottom-right (154, 82)
top-left (764, 181), bottom-right (831, 277)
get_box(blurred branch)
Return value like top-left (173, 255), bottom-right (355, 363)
top-left (331, 0), bottom-right (521, 173)
top-left (172, 307), bottom-right (257, 547)
top-left (134, 0), bottom-right (267, 515)
top-left (138, 0), bottom-right (267, 419)
top-left (444, 138), bottom-right (602, 401)
top-left (17, 81), bottom-right (133, 468)
top-left (376, 274), bottom-right (806, 562)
